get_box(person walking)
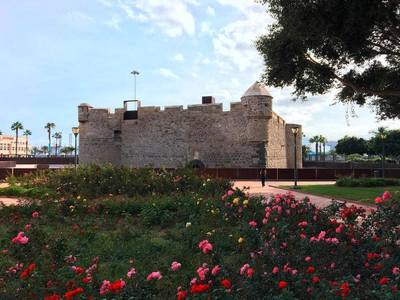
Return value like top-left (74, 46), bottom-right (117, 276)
top-left (260, 168), bottom-right (267, 187)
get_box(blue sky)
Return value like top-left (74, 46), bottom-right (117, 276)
top-left (1, 0), bottom-right (398, 149)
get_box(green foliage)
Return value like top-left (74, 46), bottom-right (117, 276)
top-left (0, 185), bottom-right (25, 197)
top-left (2, 165), bottom-right (400, 298)
top-left (335, 135), bottom-right (367, 155)
top-left (15, 163), bottom-right (232, 201)
top-left (369, 129), bottom-right (400, 164)
top-left (5, 173), bottom-right (18, 186)
top-left (255, 0), bottom-right (400, 120)
top-left (336, 176), bottom-right (400, 187)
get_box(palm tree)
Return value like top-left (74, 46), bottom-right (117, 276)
top-left (369, 126), bottom-right (388, 135)
top-left (319, 135), bottom-right (328, 161)
top-left (52, 132), bottom-right (62, 157)
top-left (41, 145), bottom-right (49, 156)
top-left (23, 129), bottom-right (32, 156)
top-left (61, 146), bottom-right (75, 156)
top-left (309, 136), bottom-right (319, 161)
top-left (31, 146), bottom-right (40, 156)
top-left (11, 121), bottom-right (24, 157)
top-left (44, 122), bottom-right (56, 156)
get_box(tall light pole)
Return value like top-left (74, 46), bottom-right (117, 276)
top-left (131, 70), bottom-right (139, 100)
top-left (381, 134), bottom-right (387, 178)
top-left (72, 127), bottom-right (80, 168)
top-left (292, 126), bottom-right (300, 189)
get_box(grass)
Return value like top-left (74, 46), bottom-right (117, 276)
top-left (278, 184), bottom-right (400, 204)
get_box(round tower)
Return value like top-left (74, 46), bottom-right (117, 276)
top-left (241, 82), bottom-right (273, 142)
top-left (78, 103), bottom-right (93, 123)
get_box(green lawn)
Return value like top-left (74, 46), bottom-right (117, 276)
top-left (278, 184), bottom-right (400, 204)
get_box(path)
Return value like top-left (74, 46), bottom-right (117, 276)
top-left (233, 180), bottom-right (376, 210)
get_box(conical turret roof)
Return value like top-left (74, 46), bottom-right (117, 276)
top-left (241, 82), bottom-right (271, 98)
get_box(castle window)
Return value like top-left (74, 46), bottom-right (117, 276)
top-left (194, 149), bottom-right (200, 160)
top-left (114, 130), bottom-right (122, 142)
top-left (190, 147), bottom-right (201, 160)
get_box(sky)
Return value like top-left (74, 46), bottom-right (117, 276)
top-left (1, 0), bottom-right (399, 150)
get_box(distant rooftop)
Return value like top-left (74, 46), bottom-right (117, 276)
top-left (241, 81), bottom-right (271, 98)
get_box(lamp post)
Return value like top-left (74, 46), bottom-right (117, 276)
top-left (292, 126), bottom-right (300, 189)
top-left (130, 70), bottom-right (139, 100)
top-left (72, 127), bottom-right (80, 168)
top-left (381, 134), bottom-right (387, 178)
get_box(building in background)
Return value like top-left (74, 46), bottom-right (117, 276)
top-left (77, 82), bottom-right (302, 169)
top-left (0, 135), bottom-right (31, 157)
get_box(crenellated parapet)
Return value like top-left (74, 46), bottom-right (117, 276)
top-left (77, 81), bottom-right (302, 169)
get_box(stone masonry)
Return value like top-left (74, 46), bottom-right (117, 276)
top-left (77, 82), bottom-right (302, 169)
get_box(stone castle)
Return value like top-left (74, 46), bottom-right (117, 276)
top-left (77, 82), bottom-right (302, 169)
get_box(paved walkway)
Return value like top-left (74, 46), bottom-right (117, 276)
top-left (0, 181), bottom-right (375, 210)
top-left (233, 180), bottom-right (376, 210)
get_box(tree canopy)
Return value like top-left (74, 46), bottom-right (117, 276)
top-left (255, 0), bottom-right (400, 120)
top-left (335, 135), bottom-right (367, 155)
top-left (369, 129), bottom-right (400, 163)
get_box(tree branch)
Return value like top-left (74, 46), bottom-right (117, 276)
top-left (304, 53), bottom-right (400, 97)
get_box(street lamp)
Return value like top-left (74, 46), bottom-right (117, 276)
top-left (72, 127), bottom-right (80, 168)
top-left (381, 134), bottom-right (387, 178)
top-left (292, 126), bottom-right (301, 189)
top-left (130, 70), bottom-right (139, 100)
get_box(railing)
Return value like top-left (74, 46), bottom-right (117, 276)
top-left (1, 167), bottom-right (399, 181)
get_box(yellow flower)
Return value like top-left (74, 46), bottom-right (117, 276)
top-left (233, 198), bottom-right (239, 204)
top-left (207, 232), bottom-right (212, 236)
top-left (238, 237), bottom-right (243, 243)
top-left (207, 179), bottom-right (210, 182)
top-left (229, 234), bottom-right (233, 237)
top-left (83, 199), bottom-right (87, 202)
top-left (212, 230), bottom-right (215, 233)
top-left (186, 222), bottom-right (191, 227)
top-left (211, 210), bottom-right (215, 214)
top-left (77, 195), bottom-right (81, 199)
top-left (243, 200), bottom-right (249, 205)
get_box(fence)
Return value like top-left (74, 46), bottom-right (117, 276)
top-left (1, 167), bottom-right (399, 181)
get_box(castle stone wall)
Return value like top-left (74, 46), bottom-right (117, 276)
top-left (78, 82), bottom-right (302, 169)
top-left (121, 107), bottom-right (266, 168)
top-left (266, 117), bottom-right (287, 168)
top-left (79, 108), bottom-right (122, 166)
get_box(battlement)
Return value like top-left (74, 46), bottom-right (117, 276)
top-left (77, 81), bottom-right (302, 170)
top-left (272, 112), bottom-right (286, 126)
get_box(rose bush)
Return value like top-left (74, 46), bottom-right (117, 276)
top-left (0, 164), bottom-right (398, 299)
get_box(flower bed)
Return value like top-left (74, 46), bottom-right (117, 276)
top-left (0, 165), bottom-right (399, 299)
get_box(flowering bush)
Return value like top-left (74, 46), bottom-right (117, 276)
top-left (0, 165), bottom-right (399, 298)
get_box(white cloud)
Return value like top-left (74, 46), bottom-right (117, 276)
top-left (62, 11), bottom-right (94, 26)
top-left (201, 22), bottom-right (214, 36)
top-left (207, 6), bottom-right (215, 15)
top-left (158, 68), bottom-right (180, 79)
top-left (174, 54), bottom-right (185, 61)
top-left (185, 0), bottom-right (200, 5)
top-left (98, 0), bottom-right (113, 7)
top-left (231, 78), bottom-right (240, 87)
top-left (118, 1), bottom-right (135, 19)
top-left (216, 0), bottom-right (265, 16)
top-left (104, 14), bottom-right (122, 30)
top-left (190, 66), bottom-right (199, 77)
top-left (118, 0), bottom-right (195, 37)
top-left (214, 89), bottom-right (232, 101)
top-left (211, 14), bottom-right (268, 71)
top-left (209, 0), bottom-right (275, 72)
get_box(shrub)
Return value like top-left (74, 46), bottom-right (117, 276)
top-left (1, 166), bottom-right (400, 298)
top-left (336, 176), bottom-right (400, 187)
